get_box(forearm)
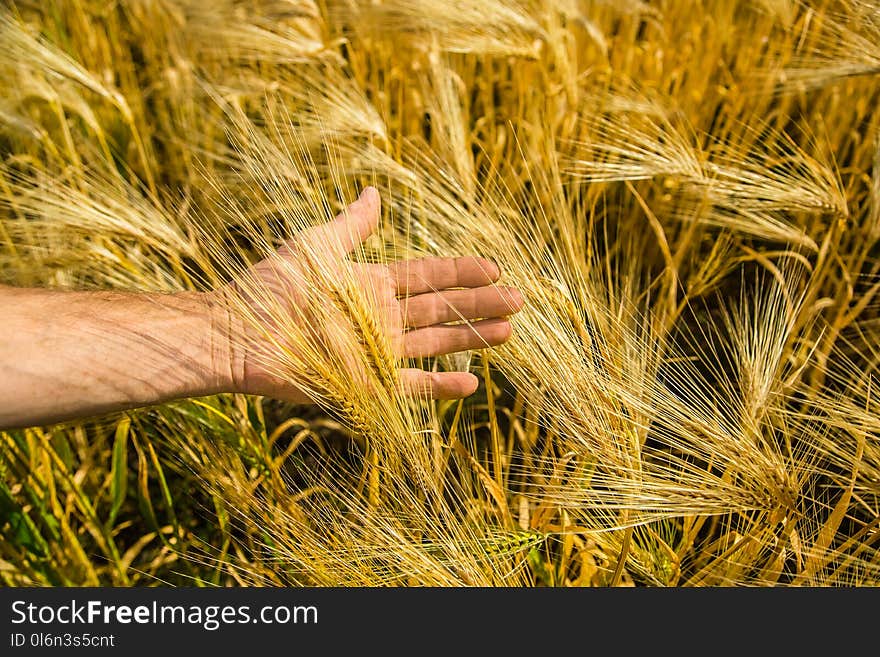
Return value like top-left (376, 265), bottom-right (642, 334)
top-left (0, 285), bottom-right (233, 429)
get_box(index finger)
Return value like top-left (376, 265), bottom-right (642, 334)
top-left (389, 256), bottom-right (501, 296)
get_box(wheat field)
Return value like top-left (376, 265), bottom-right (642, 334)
top-left (1, 0), bottom-right (879, 587)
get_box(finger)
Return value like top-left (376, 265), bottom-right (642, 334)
top-left (389, 256), bottom-right (500, 295)
top-left (399, 369), bottom-right (479, 400)
top-left (401, 285), bottom-right (524, 329)
top-left (402, 318), bottom-right (512, 358)
top-left (285, 186), bottom-right (381, 259)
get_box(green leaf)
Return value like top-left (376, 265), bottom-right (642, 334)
top-left (108, 417), bottom-right (130, 526)
top-left (0, 480), bottom-right (49, 557)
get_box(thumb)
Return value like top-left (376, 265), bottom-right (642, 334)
top-left (307, 186), bottom-right (381, 257)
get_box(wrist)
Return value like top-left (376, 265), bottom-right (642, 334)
top-left (199, 287), bottom-right (247, 396)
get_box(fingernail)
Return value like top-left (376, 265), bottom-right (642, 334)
top-left (358, 186), bottom-right (378, 202)
top-left (505, 287), bottom-right (525, 309)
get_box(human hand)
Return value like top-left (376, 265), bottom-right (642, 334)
top-left (212, 187), bottom-right (524, 403)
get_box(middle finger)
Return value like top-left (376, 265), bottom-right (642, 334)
top-left (400, 285), bottom-right (524, 328)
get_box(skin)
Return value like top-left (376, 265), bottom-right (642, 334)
top-left (0, 187), bottom-right (524, 430)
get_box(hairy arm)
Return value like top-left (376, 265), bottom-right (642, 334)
top-left (0, 285), bottom-right (231, 429)
top-left (0, 189), bottom-right (523, 431)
